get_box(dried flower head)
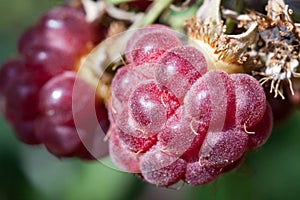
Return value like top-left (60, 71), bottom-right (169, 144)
top-left (248, 0), bottom-right (300, 99)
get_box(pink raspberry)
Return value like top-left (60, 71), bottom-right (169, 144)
top-left (108, 25), bottom-right (273, 186)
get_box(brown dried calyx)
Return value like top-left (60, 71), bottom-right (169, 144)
top-left (247, 0), bottom-right (300, 99)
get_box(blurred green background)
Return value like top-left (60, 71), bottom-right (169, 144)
top-left (1, 0), bottom-right (300, 200)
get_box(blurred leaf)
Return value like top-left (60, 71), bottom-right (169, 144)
top-left (0, 116), bottom-right (41, 200)
top-left (63, 159), bottom-right (143, 200)
top-left (0, 0), bottom-right (64, 62)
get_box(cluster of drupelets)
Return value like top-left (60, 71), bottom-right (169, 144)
top-left (109, 25), bottom-right (273, 186)
top-left (0, 6), bottom-right (109, 159)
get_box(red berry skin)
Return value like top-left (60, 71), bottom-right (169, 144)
top-left (183, 76), bottom-right (212, 133)
top-left (199, 129), bottom-right (249, 168)
top-left (221, 153), bottom-right (245, 174)
top-left (220, 72), bottom-right (236, 130)
top-left (129, 81), bottom-right (179, 133)
top-left (158, 107), bottom-right (205, 160)
top-left (109, 126), bottom-right (141, 173)
top-left (231, 74), bottom-right (267, 129)
top-left (184, 161), bottom-right (221, 186)
top-left (117, 127), bottom-right (157, 153)
top-left (24, 46), bottom-right (76, 83)
top-left (111, 64), bottom-right (156, 104)
top-left (0, 59), bottom-right (25, 100)
top-left (116, 106), bottom-right (148, 137)
top-left (140, 147), bottom-right (186, 186)
top-left (39, 72), bottom-right (78, 126)
top-left (184, 70), bottom-right (232, 134)
top-left (35, 117), bottom-right (82, 157)
top-left (18, 7), bottom-right (94, 57)
top-left (156, 46), bottom-right (207, 101)
top-left (12, 120), bottom-right (41, 145)
top-left (36, 71), bottom-right (110, 159)
top-left (248, 103), bottom-right (273, 149)
top-left (39, 71), bottom-right (95, 126)
top-left (125, 25), bottom-right (182, 65)
top-left (4, 72), bottom-right (41, 123)
top-left (125, 25), bottom-right (174, 63)
top-left (180, 134), bottom-right (207, 163)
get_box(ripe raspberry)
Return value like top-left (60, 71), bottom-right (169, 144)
top-left (0, 5), bottom-right (109, 159)
top-left (109, 25), bottom-right (273, 186)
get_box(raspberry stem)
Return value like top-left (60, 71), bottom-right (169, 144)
top-left (141, 0), bottom-right (173, 26)
top-left (107, 0), bottom-right (133, 4)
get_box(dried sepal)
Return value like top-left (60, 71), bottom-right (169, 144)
top-left (247, 0), bottom-right (300, 99)
top-left (185, 0), bottom-right (258, 74)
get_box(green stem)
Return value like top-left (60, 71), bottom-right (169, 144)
top-left (225, 0), bottom-right (245, 34)
top-left (106, 0), bottom-right (133, 5)
top-left (141, 0), bottom-right (174, 26)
